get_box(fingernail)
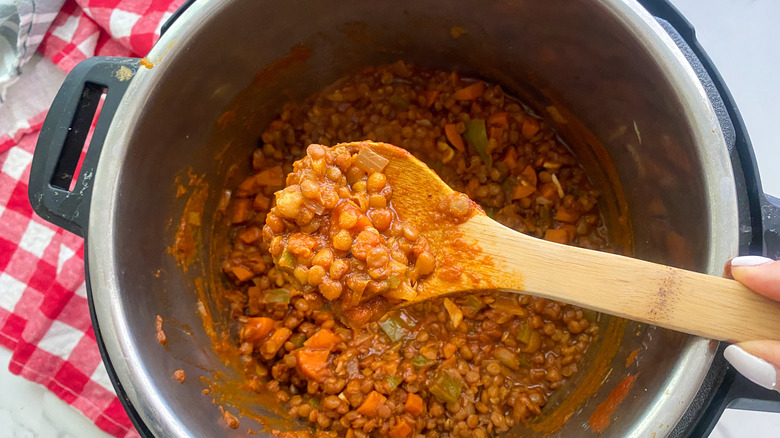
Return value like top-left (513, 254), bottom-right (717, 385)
top-left (730, 256), bottom-right (774, 267)
top-left (724, 344), bottom-right (777, 390)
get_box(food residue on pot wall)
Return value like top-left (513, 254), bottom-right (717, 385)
top-left (169, 170), bottom-right (208, 271)
top-left (589, 373), bottom-right (639, 434)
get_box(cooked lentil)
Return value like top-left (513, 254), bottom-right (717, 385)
top-left (218, 61), bottom-right (607, 437)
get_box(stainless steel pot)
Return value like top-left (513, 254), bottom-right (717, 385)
top-left (30, 0), bottom-right (780, 436)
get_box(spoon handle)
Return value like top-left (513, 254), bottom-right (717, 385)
top-left (463, 215), bottom-right (780, 343)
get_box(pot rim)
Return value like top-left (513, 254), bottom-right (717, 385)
top-left (87, 0), bottom-right (740, 436)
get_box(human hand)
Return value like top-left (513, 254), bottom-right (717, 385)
top-left (724, 256), bottom-right (780, 392)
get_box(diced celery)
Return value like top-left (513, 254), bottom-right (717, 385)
top-left (461, 295), bottom-right (485, 316)
top-left (264, 288), bottom-right (291, 304)
top-left (411, 355), bottom-right (436, 369)
top-left (464, 119), bottom-right (491, 166)
top-left (516, 322), bottom-right (532, 344)
top-left (490, 296), bottom-right (526, 316)
top-left (276, 249), bottom-right (296, 271)
top-left (387, 375), bottom-right (403, 390)
top-left (429, 371), bottom-right (462, 404)
top-left (494, 347), bottom-right (520, 370)
top-left (378, 315), bottom-right (407, 343)
top-left (289, 333), bottom-right (306, 348)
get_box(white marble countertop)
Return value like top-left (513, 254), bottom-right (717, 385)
top-left (1, 1), bottom-right (779, 437)
top-left (0, 347), bottom-right (109, 438)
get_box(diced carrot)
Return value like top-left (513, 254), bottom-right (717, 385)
top-left (238, 175), bottom-right (259, 194)
top-left (388, 421), bottom-right (413, 438)
top-left (304, 328), bottom-right (342, 350)
top-left (444, 124), bottom-right (465, 152)
top-left (544, 229), bottom-right (569, 244)
top-left (404, 393), bottom-right (424, 416)
top-left (554, 207), bottom-right (581, 224)
top-left (503, 148), bottom-right (517, 170)
top-left (241, 317), bottom-right (275, 343)
top-left (238, 227), bottom-right (262, 244)
top-left (230, 266), bottom-right (254, 282)
top-left (489, 126), bottom-right (504, 144)
top-left (295, 348), bottom-right (332, 381)
top-left (232, 198), bottom-right (252, 224)
top-left (539, 183), bottom-right (558, 201)
top-left (452, 82), bottom-right (486, 100)
top-left (488, 112), bottom-right (509, 128)
top-left (422, 90), bottom-right (440, 108)
top-left (357, 391), bottom-right (387, 417)
top-left (520, 165), bottom-right (538, 187)
top-left (522, 117), bottom-right (540, 139)
top-left (255, 166), bottom-right (283, 186)
top-left (253, 193), bottom-right (270, 211)
top-left (511, 185), bottom-right (536, 200)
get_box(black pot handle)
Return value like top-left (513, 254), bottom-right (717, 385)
top-left (28, 57), bottom-right (139, 238)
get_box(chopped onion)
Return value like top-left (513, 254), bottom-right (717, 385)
top-left (384, 281), bottom-right (417, 301)
top-left (346, 358), bottom-right (359, 376)
top-left (551, 173), bottom-right (565, 199)
top-left (354, 147), bottom-right (389, 173)
top-left (443, 298), bottom-right (463, 328)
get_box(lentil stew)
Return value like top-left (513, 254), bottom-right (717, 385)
top-left (217, 61), bottom-right (610, 437)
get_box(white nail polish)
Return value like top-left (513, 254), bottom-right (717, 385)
top-left (724, 345), bottom-right (777, 390)
top-left (730, 255), bottom-right (774, 267)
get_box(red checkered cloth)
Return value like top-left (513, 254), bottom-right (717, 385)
top-left (0, 0), bottom-right (184, 437)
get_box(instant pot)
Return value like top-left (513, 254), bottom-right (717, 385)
top-left (27, 0), bottom-right (780, 436)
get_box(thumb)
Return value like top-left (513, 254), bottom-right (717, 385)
top-left (725, 341), bottom-right (780, 392)
top-left (728, 256), bottom-right (780, 300)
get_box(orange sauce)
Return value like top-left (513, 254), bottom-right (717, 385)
top-left (589, 374), bottom-right (639, 434)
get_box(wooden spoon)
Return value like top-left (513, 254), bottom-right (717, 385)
top-left (355, 141), bottom-right (780, 343)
